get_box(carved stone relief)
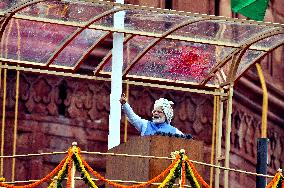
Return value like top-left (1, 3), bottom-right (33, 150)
top-left (231, 106), bottom-right (284, 171)
top-left (1, 70), bottom-right (284, 183)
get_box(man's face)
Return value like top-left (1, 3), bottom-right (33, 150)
top-left (152, 106), bottom-right (166, 124)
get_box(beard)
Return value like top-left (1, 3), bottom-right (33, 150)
top-left (152, 116), bottom-right (165, 124)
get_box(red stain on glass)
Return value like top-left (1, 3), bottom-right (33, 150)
top-left (166, 47), bottom-right (210, 80)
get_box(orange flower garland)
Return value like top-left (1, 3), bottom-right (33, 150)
top-left (181, 161), bottom-right (186, 188)
top-left (266, 172), bottom-right (282, 188)
top-left (79, 152), bottom-right (180, 188)
top-left (0, 146), bottom-right (213, 188)
top-left (67, 156), bottom-right (73, 188)
top-left (73, 152), bottom-right (98, 188)
top-left (0, 154), bottom-right (69, 188)
top-left (47, 153), bottom-right (71, 188)
top-left (186, 159), bottom-right (210, 188)
top-left (157, 159), bottom-right (181, 188)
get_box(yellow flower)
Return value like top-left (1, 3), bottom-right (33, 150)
top-left (75, 152), bottom-right (98, 188)
top-left (158, 159), bottom-right (181, 188)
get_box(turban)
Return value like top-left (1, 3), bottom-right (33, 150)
top-left (154, 98), bottom-right (174, 123)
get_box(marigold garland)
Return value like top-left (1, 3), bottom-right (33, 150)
top-left (181, 162), bottom-right (186, 188)
top-left (266, 172), bottom-right (281, 188)
top-left (74, 147), bottom-right (208, 188)
top-left (185, 162), bottom-right (200, 188)
top-left (0, 146), bottom-right (212, 188)
top-left (0, 154), bottom-right (69, 188)
top-left (56, 157), bottom-right (70, 188)
top-left (167, 160), bottom-right (182, 188)
top-left (56, 168), bottom-right (68, 188)
top-left (47, 180), bottom-right (55, 188)
top-left (157, 159), bottom-right (181, 188)
top-left (73, 152), bottom-right (98, 188)
top-left (47, 160), bottom-right (70, 188)
top-left (67, 156), bottom-right (73, 188)
top-left (278, 176), bottom-right (283, 188)
top-left (56, 149), bottom-right (74, 188)
top-left (80, 152), bottom-right (180, 188)
top-left (186, 159), bottom-right (210, 188)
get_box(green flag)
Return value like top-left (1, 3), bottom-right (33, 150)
top-left (231, 0), bottom-right (269, 21)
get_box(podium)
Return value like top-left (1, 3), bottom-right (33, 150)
top-left (106, 136), bottom-right (204, 186)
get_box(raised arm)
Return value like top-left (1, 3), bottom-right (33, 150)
top-left (120, 94), bottom-right (148, 133)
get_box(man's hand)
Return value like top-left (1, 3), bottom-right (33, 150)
top-left (119, 93), bottom-right (127, 104)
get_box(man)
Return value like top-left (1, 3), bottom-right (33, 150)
top-left (120, 94), bottom-right (183, 136)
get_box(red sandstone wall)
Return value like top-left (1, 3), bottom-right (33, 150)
top-left (2, 68), bottom-right (284, 187)
top-left (0, 0), bottom-right (283, 187)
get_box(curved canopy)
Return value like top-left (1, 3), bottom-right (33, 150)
top-left (0, 0), bottom-right (283, 89)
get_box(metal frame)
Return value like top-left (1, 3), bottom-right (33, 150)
top-left (224, 85), bottom-right (233, 188)
top-left (0, 0), bottom-right (49, 43)
top-left (93, 34), bottom-right (135, 75)
top-left (122, 18), bottom-right (209, 77)
top-left (95, 70), bottom-right (220, 89)
top-left (46, 8), bottom-right (125, 66)
top-left (214, 89), bottom-right (224, 188)
top-left (226, 29), bottom-right (284, 84)
top-left (72, 31), bottom-right (112, 72)
top-left (200, 28), bottom-right (284, 86)
top-left (80, 0), bottom-right (284, 28)
top-left (123, 74), bottom-right (219, 89)
top-left (0, 1), bottom-right (284, 188)
top-left (0, 64), bottom-right (226, 96)
top-left (235, 39), bottom-right (284, 82)
top-left (0, 12), bottom-right (278, 51)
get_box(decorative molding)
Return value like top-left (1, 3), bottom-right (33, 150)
top-left (231, 107), bottom-right (284, 171)
top-left (235, 72), bottom-right (284, 126)
top-left (2, 70), bottom-right (284, 180)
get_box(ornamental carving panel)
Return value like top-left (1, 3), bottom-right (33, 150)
top-left (1, 70), bottom-right (284, 183)
top-left (4, 72), bottom-right (111, 124)
top-left (231, 106), bottom-right (284, 171)
top-left (231, 109), bottom-right (260, 162)
top-left (268, 128), bottom-right (284, 170)
top-left (2, 71), bottom-right (111, 181)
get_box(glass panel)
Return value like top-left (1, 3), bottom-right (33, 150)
top-left (0, 0), bottom-right (25, 11)
top-left (221, 60), bottom-right (232, 80)
top-left (51, 29), bottom-right (108, 67)
top-left (127, 39), bottom-right (235, 83)
top-left (236, 49), bottom-right (264, 78)
top-left (94, 9), bottom-right (197, 34)
top-left (0, 18), bottom-right (76, 64)
top-left (101, 35), bottom-right (156, 72)
top-left (215, 57), bottom-right (234, 84)
top-left (173, 20), bottom-right (273, 45)
top-left (17, 1), bottom-right (113, 22)
top-left (251, 33), bottom-right (284, 50)
top-left (207, 76), bottom-right (220, 85)
top-left (236, 34), bottom-right (284, 78)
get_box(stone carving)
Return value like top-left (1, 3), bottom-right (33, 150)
top-left (268, 129), bottom-right (283, 170)
top-left (193, 98), bottom-right (213, 140)
top-left (231, 107), bottom-right (284, 171)
top-left (2, 71), bottom-right (284, 181)
top-left (4, 72), bottom-right (111, 121)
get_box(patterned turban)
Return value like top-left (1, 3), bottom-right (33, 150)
top-left (154, 98), bottom-right (174, 123)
